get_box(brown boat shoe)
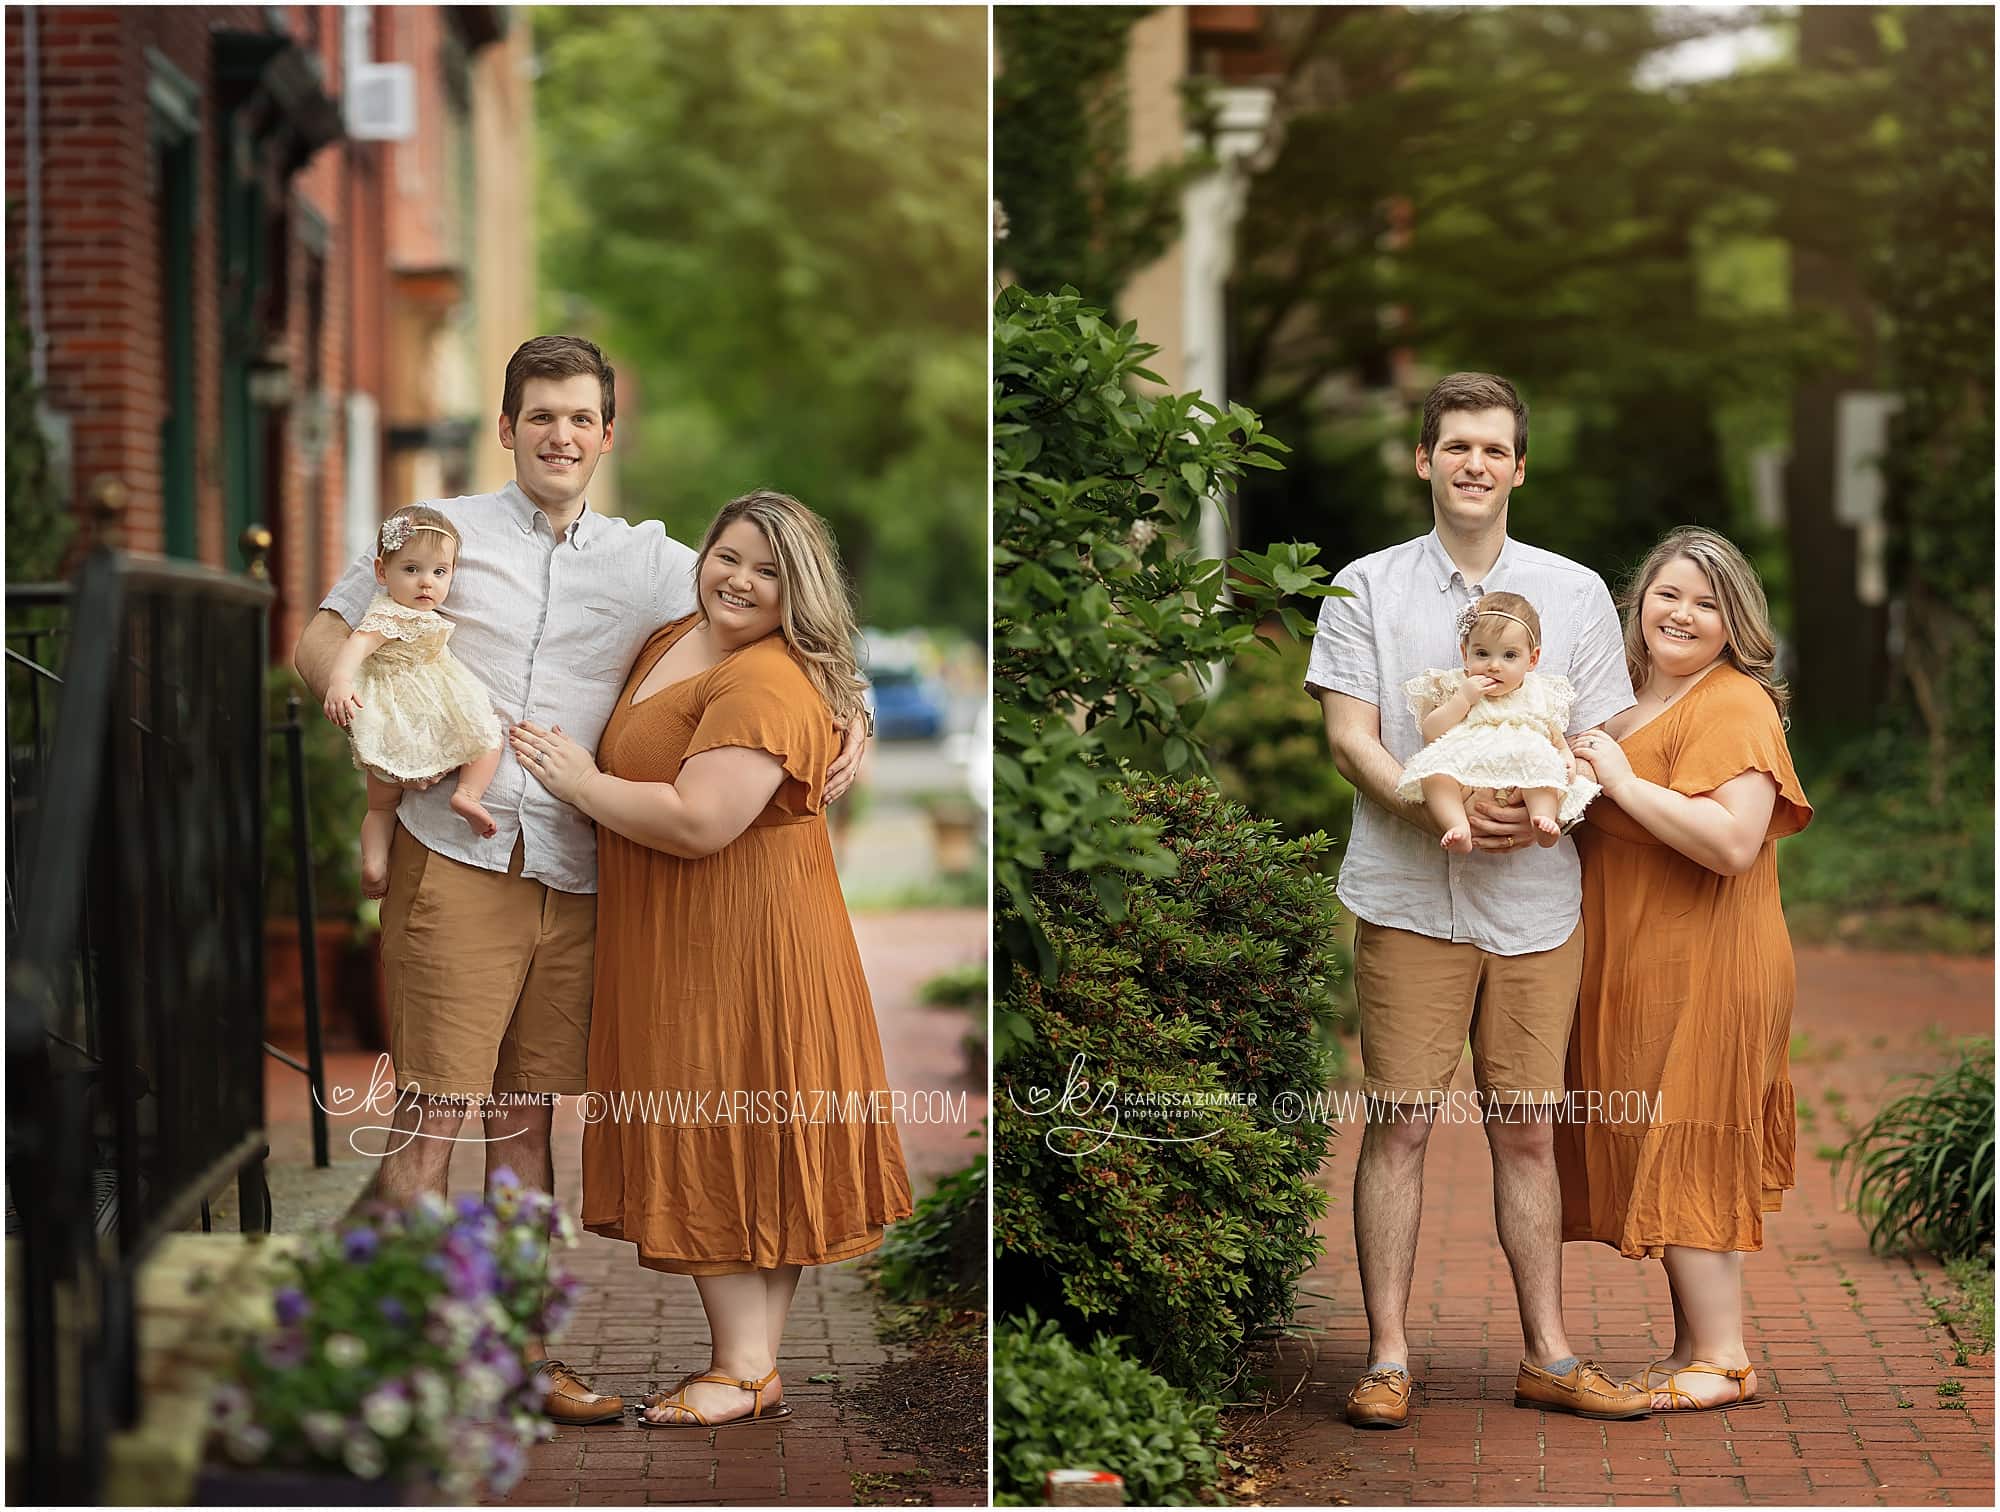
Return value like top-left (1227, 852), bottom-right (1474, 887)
top-left (1344, 1366), bottom-right (1414, 1429)
top-left (1514, 1357), bottom-right (1651, 1420)
top-left (533, 1359), bottom-right (624, 1425)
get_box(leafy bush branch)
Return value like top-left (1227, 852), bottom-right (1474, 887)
top-left (992, 285), bottom-right (1340, 994)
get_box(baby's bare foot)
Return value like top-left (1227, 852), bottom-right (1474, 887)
top-left (451, 791), bottom-right (497, 839)
top-left (1440, 826), bottom-right (1474, 855)
top-left (1532, 815), bottom-right (1562, 846)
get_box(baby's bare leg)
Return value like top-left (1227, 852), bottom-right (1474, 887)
top-left (1423, 775), bottom-right (1475, 854)
top-left (450, 745), bottom-right (502, 839)
top-left (1524, 786), bottom-right (1563, 846)
top-left (361, 775), bottom-right (403, 900)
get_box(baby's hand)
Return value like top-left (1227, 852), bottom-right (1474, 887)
top-left (324, 682), bottom-right (362, 728)
top-left (1465, 673), bottom-right (1502, 700)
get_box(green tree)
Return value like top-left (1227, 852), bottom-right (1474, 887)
top-left (532, 6), bottom-right (986, 635)
top-left (993, 6), bottom-right (1207, 309)
top-left (1226, 7), bottom-right (1874, 595)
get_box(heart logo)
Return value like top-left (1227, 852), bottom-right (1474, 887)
top-left (325, 1082), bottom-right (360, 1111)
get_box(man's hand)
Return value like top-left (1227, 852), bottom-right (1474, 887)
top-left (826, 718), bottom-right (869, 805)
top-left (1467, 789), bottom-right (1537, 853)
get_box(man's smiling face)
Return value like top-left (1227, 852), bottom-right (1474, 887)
top-left (498, 374), bottom-right (613, 512)
top-left (1415, 406), bottom-right (1526, 536)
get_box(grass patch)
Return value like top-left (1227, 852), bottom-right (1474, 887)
top-left (1932, 1257), bottom-right (1996, 1355)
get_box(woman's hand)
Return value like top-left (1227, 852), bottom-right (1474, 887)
top-left (1570, 730), bottom-right (1631, 792)
top-left (510, 721), bottom-right (599, 805)
top-left (324, 680), bottom-right (362, 727)
top-left (826, 718), bottom-right (870, 804)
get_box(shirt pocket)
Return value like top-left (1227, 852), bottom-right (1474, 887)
top-left (567, 602), bottom-right (641, 682)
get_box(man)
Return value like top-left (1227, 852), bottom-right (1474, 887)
top-left (295, 336), bottom-right (866, 1424)
top-left (1305, 372), bottom-right (1649, 1429)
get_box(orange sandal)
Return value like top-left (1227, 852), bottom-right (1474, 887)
top-left (1649, 1361), bottom-right (1764, 1412)
top-left (638, 1365), bottom-right (792, 1429)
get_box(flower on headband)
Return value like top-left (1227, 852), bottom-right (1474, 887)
top-left (1454, 601), bottom-right (1482, 642)
top-left (379, 515), bottom-right (414, 554)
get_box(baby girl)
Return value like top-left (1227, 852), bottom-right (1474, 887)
top-left (1396, 591), bottom-right (1600, 853)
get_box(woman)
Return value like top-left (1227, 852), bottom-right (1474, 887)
top-left (1559, 526), bottom-right (1812, 1412)
top-left (511, 489), bottom-right (913, 1429)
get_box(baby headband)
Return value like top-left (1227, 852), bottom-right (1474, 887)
top-left (1455, 600), bottom-right (1539, 650)
top-left (378, 516), bottom-right (454, 553)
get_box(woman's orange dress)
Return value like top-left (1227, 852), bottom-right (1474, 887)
top-left (580, 617), bottom-right (913, 1274)
top-left (1556, 663), bottom-right (1812, 1258)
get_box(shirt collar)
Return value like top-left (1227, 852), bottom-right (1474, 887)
top-left (500, 479), bottom-right (597, 550)
top-left (1423, 527), bottom-right (1515, 595)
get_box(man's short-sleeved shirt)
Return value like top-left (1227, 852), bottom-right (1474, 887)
top-left (321, 480), bottom-right (698, 893)
top-left (1304, 529), bottom-right (1635, 955)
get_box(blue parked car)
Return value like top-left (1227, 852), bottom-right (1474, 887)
top-left (865, 665), bottom-right (948, 741)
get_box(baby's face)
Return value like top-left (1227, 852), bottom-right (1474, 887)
top-left (376, 536), bottom-right (457, 611)
top-left (1462, 618), bottom-right (1538, 693)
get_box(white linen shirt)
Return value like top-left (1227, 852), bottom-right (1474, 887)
top-left (1304, 529), bottom-right (1634, 955)
top-left (322, 481), bottom-right (699, 894)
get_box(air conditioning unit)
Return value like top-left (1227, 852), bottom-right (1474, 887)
top-left (346, 62), bottom-right (415, 142)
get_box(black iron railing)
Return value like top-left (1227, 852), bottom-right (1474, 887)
top-left (5, 546), bottom-right (279, 1503)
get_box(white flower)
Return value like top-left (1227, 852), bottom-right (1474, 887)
top-left (361, 1387), bottom-right (413, 1439)
top-left (343, 1426), bottom-right (387, 1480)
top-left (460, 1363), bottom-right (506, 1415)
top-left (208, 1381), bottom-right (253, 1428)
top-left (223, 1421), bottom-right (271, 1464)
top-left (300, 1410), bottom-right (345, 1457)
top-left (410, 1368), bottom-right (451, 1422)
top-left (324, 1333), bottom-right (368, 1369)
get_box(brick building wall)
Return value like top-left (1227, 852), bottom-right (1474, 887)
top-left (7, 6), bottom-right (527, 661)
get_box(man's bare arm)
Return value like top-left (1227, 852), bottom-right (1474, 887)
top-left (1317, 689), bottom-right (1442, 838)
top-left (294, 608), bottom-right (355, 702)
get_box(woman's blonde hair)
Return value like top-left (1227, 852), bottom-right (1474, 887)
top-left (376, 504), bottom-right (460, 562)
top-left (697, 490), bottom-right (868, 725)
top-left (1460, 589), bottom-right (1542, 651)
top-left (1620, 526), bottom-right (1789, 720)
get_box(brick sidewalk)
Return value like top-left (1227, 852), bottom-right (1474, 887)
top-left (1248, 946), bottom-right (1996, 1507)
top-left (271, 905), bottom-right (986, 1507)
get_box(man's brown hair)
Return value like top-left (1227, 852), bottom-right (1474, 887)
top-left (501, 335), bottom-right (616, 427)
top-left (1420, 372), bottom-right (1528, 461)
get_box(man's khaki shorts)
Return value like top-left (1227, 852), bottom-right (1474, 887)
top-left (379, 824), bottom-right (596, 1099)
top-left (1351, 917), bottom-right (1583, 1107)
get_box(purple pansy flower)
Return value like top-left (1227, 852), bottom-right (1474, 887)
top-left (273, 1286), bottom-right (310, 1326)
top-left (340, 1227), bottom-right (379, 1263)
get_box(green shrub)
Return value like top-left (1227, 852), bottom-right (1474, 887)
top-left (996, 772), bottom-right (1338, 1394)
top-left (992, 284), bottom-right (1338, 984)
top-left (1785, 726), bottom-right (1993, 949)
top-left (876, 1153), bottom-right (988, 1305)
top-left (265, 667), bottom-right (366, 918)
top-left (993, 1313), bottom-right (1222, 1507)
top-left (920, 960), bottom-right (987, 1007)
top-left (1836, 1038), bottom-right (1995, 1261)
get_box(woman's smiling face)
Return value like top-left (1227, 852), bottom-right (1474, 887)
top-left (1642, 554), bottom-right (1728, 678)
top-left (698, 519), bottom-right (783, 642)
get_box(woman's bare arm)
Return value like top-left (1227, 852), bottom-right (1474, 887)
top-left (574, 746), bottom-right (788, 859)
